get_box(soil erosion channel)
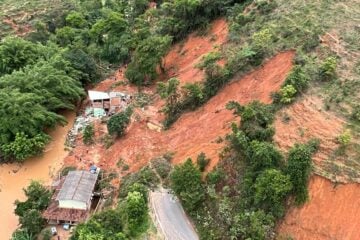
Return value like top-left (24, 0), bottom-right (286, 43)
top-left (0, 111), bottom-right (75, 240)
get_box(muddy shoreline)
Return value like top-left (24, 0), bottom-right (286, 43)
top-left (0, 111), bottom-right (75, 240)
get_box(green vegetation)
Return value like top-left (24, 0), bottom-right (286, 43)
top-left (196, 152), bottom-right (210, 172)
top-left (169, 100), bottom-right (318, 239)
top-left (83, 124), bottom-right (95, 145)
top-left (13, 181), bottom-right (51, 238)
top-left (171, 159), bottom-right (205, 211)
top-left (107, 107), bottom-right (133, 137)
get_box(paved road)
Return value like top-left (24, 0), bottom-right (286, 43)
top-left (150, 189), bottom-right (199, 240)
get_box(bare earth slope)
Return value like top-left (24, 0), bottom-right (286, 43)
top-left (93, 51), bottom-right (295, 172)
top-left (278, 175), bottom-right (360, 240)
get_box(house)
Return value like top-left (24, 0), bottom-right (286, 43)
top-left (88, 90), bottom-right (110, 111)
top-left (43, 170), bottom-right (99, 224)
top-left (88, 90), bottom-right (130, 114)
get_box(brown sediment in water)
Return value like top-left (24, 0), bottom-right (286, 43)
top-left (278, 175), bottom-right (360, 240)
top-left (0, 111), bottom-right (75, 239)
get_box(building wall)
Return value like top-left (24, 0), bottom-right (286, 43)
top-left (59, 200), bottom-right (87, 210)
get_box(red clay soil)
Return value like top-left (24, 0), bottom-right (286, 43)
top-left (3, 18), bottom-right (32, 36)
top-left (163, 18), bottom-right (228, 85)
top-left (278, 175), bottom-right (360, 240)
top-left (274, 95), bottom-right (345, 164)
top-left (97, 51), bottom-right (295, 172)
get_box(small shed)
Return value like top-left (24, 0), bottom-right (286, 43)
top-left (56, 170), bottom-right (99, 210)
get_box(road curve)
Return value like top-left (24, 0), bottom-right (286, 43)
top-left (150, 189), bottom-right (199, 240)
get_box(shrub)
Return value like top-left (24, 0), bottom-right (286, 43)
top-left (319, 56), bottom-right (337, 81)
top-left (249, 141), bottom-right (283, 173)
top-left (107, 107), bottom-right (133, 137)
top-left (283, 66), bottom-right (309, 92)
top-left (101, 134), bottom-right (114, 148)
top-left (251, 28), bottom-right (273, 52)
top-left (40, 228), bottom-right (52, 240)
top-left (19, 209), bottom-right (46, 236)
top-left (352, 105), bottom-right (360, 122)
top-left (71, 208), bottom-right (125, 240)
top-left (12, 229), bottom-right (33, 240)
top-left (254, 169), bottom-right (292, 217)
top-left (152, 157), bottom-right (172, 179)
top-left (337, 129), bottom-right (351, 146)
top-left (196, 152), bottom-right (210, 172)
top-left (206, 167), bottom-right (225, 185)
top-left (227, 101), bottom-right (275, 141)
top-left (279, 84), bottom-right (297, 104)
top-left (230, 210), bottom-right (275, 239)
top-left (83, 124), bottom-right (94, 145)
top-left (181, 83), bottom-right (205, 109)
top-left (60, 166), bottom-right (76, 176)
top-left (119, 166), bottom-right (159, 198)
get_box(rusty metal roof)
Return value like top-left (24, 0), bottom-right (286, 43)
top-left (56, 170), bottom-right (98, 203)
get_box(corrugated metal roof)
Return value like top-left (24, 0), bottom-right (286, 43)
top-left (88, 90), bottom-right (110, 100)
top-left (56, 171), bottom-right (98, 203)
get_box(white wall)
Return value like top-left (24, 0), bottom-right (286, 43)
top-left (59, 200), bottom-right (87, 210)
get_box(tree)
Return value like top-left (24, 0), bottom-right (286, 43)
top-left (107, 108), bottom-right (133, 137)
top-left (14, 181), bottom-right (52, 217)
top-left (126, 191), bottom-right (147, 223)
top-left (63, 48), bottom-right (100, 83)
top-left (286, 143), bottom-right (314, 204)
top-left (170, 158), bottom-right (204, 211)
top-left (157, 78), bottom-right (182, 127)
top-left (254, 169), bottom-right (292, 217)
top-left (227, 101), bottom-right (275, 141)
top-left (248, 140), bottom-right (283, 173)
top-left (0, 89), bottom-right (63, 146)
top-left (125, 35), bottom-right (172, 85)
top-left (0, 37), bottom-right (44, 75)
top-left (0, 58), bottom-right (85, 111)
top-left (66, 11), bottom-right (87, 28)
top-left (55, 26), bottom-right (77, 47)
top-left (90, 11), bottom-right (127, 44)
top-left (19, 209), bottom-right (45, 236)
top-left (196, 152), bottom-right (210, 172)
top-left (1, 132), bottom-right (50, 161)
top-left (83, 124), bottom-right (95, 145)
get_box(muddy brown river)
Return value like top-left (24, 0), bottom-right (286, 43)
top-left (0, 111), bottom-right (75, 239)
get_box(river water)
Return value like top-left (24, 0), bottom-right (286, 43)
top-left (0, 111), bottom-right (75, 240)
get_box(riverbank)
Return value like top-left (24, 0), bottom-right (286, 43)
top-left (0, 111), bottom-right (75, 240)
